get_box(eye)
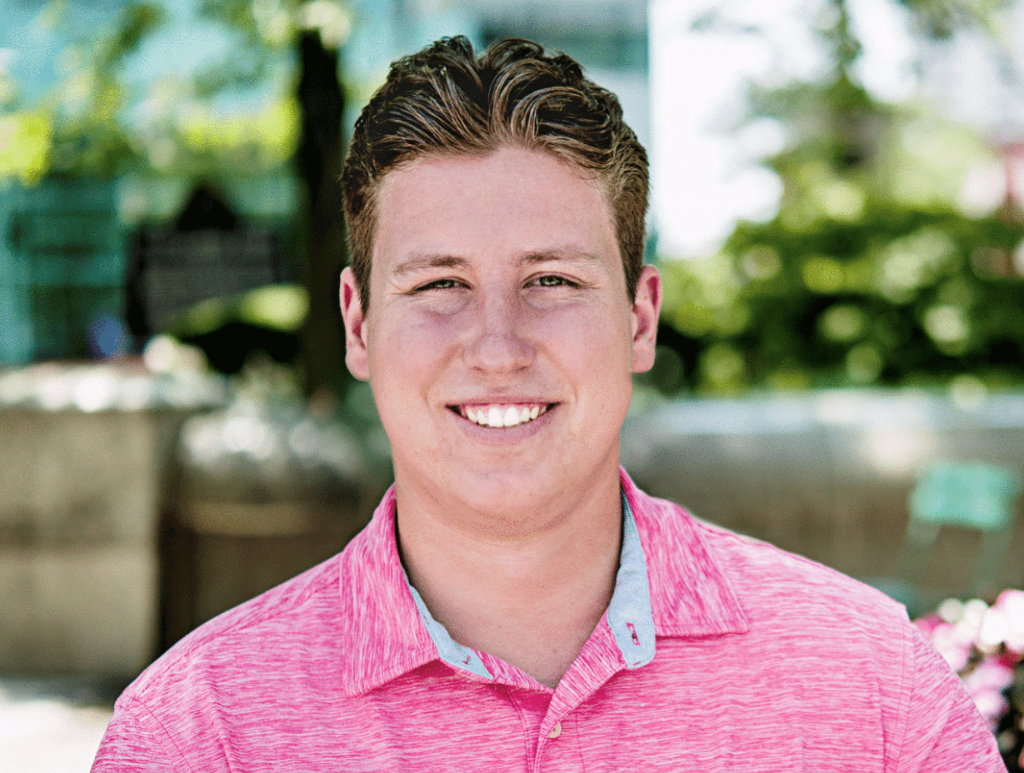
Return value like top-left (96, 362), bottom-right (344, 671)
top-left (416, 278), bottom-right (465, 292)
top-left (529, 275), bottom-right (579, 289)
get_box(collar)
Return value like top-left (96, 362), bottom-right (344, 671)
top-left (619, 470), bottom-right (749, 638)
top-left (404, 486), bottom-right (657, 680)
top-left (336, 469), bottom-right (748, 696)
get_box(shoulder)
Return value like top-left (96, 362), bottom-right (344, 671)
top-left (641, 482), bottom-right (911, 632)
top-left (633, 489), bottom-right (1003, 767)
top-left (692, 513), bottom-right (923, 692)
top-left (96, 549), bottom-right (354, 771)
top-left (633, 484), bottom-right (917, 707)
top-left (124, 548), bottom-right (346, 706)
top-left (630, 482), bottom-right (910, 634)
top-left (700, 515), bottom-right (909, 627)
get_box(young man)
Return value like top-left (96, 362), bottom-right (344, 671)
top-left (94, 37), bottom-right (1003, 771)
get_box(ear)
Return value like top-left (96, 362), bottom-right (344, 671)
top-left (339, 267), bottom-right (371, 381)
top-left (630, 264), bottom-right (662, 374)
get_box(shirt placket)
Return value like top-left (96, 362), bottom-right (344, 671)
top-left (534, 711), bottom-right (583, 772)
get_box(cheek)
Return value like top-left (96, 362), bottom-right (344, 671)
top-left (539, 303), bottom-right (633, 356)
top-left (368, 313), bottom-right (457, 386)
top-left (536, 306), bottom-right (635, 391)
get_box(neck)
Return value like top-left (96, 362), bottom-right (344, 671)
top-left (395, 472), bottom-right (623, 689)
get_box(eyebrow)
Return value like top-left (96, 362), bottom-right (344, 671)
top-left (391, 254), bottom-right (470, 277)
top-left (519, 248), bottom-right (603, 266)
top-left (390, 247), bottom-right (603, 277)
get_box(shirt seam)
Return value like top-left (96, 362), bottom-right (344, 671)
top-left (572, 712), bottom-right (588, 773)
top-left (122, 696), bottom-right (198, 773)
top-left (888, 620), bottom-right (913, 773)
top-left (500, 685), bottom-right (537, 773)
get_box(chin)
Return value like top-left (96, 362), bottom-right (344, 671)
top-left (450, 465), bottom-right (568, 511)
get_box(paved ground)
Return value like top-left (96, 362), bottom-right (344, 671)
top-left (0, 676), bottom-right (121, 773)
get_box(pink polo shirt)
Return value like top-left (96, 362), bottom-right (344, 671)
top-left (93, 470), bottom-right (1003, 771)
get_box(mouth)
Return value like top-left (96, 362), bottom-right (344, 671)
top-left (450, 402), bottom-right (554, 429)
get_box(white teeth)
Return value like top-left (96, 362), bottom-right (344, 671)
top-left (461, 403), bottom-right (549, 428)
top-left (487, 406), bottom-right (503, 427)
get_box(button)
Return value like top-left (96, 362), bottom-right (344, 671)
top-left (547, 721), bottom-right (562, 739)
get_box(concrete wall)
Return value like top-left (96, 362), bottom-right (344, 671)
top-left (622, 389), bottom-right (1024, 599)
top-left (0, 362), bottom-right (381, 678)
top-left (0, 405), bottom-right (186, 675)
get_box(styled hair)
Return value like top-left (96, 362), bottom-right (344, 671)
top-left (340, 35), bottom-right (649, 310)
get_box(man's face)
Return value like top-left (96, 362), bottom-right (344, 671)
top-left (340, 146), bottom-right (660, 522)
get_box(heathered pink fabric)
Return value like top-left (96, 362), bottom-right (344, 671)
top-left (93, 470), bottom-right (1003, 772)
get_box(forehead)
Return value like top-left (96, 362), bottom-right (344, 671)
top-left (370, 147), bottom-right (619, 279)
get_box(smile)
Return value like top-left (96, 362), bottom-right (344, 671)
top-left (454, 403), bottom-right (552, 428)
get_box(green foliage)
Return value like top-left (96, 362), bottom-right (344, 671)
top-left (0, 2), bottom-right (165, 181)
top-left (193, 0), bottom-right (352, 95)
top-left (658, 202), bottom-right (1024, 394)
top-left (0, 0), bottom-right (339, 181)
top-left (652, 0), bottom-right (1024, 396)
top-left (733, 205), bottom-right (1021, 385)
top-left (896, 0), bottom-right (1009, 38)
top-left (45, 1), bottom-right (167, 176)
top-left (96, 2), bottom-right (166, 70)
top-left (142, 0), bottom-right (350, 176)
top-left (0, 112), bottom-right (52, 184)
top-left (193, 0), bottom-right (275, 97)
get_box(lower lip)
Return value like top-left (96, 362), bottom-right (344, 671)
top-left (451, 405), bottom-right (556, 441)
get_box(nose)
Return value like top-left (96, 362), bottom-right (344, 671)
top-left (461, 286), bottom-right (535, 374)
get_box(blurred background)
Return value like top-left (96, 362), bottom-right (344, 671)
top-left (1, 0), bottom-right (1024, 768)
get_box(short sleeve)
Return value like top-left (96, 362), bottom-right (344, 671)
top-left (91, 701), bottom-right (185, 773)
top-left (894, 628), bottom-right (1005, 773)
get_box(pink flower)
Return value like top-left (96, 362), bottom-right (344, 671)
top-left (962, 658), bottom-right (1015, 731)
top-left (929, 622), bottom-right (973, 673)
top-left (971, 687), bottom-right (1009, 731)
top-left (914, 614), bottom-right (942, 637)
top-left (992, 589), bottom-right (1024, 654)
top-left (963, 658), bottom-right (1015, 694)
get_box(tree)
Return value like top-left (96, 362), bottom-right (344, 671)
top-left (654, 0), bottom-right (1024, 395)
top-left (192, 0), bottom-right (352, 397)
top-left (0, 1), bottom-right (166, 180)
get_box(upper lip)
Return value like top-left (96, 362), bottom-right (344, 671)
top-left (452, 399), bottom-right (551, 406)
top-left (447, 400), bottom-right (555, 412)
top-left (447, 395), bottom-right (555, 407)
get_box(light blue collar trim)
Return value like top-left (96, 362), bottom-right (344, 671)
top-left (406, 580), bottom-right (494, 679)
top-left (405, 489), bottom-right (655, 678)
top-left (606, 493), bottom-right (656, 668)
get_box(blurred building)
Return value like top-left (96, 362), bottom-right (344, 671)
top-left (0, 0), bottom-right (649, 367)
